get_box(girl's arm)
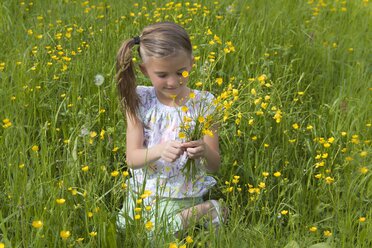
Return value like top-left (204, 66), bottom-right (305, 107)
top-left (125, 113), bottom-right (157, 169)
top-left (202, 133), bottom-right (221, 173)
top-left (125, 113), bottom-right (184, 169)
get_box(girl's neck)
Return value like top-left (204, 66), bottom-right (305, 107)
top-left (156, 87), bottom-right (191, 107)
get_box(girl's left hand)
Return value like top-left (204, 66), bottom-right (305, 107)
top-left (181, 140), bottom-right (206, 159)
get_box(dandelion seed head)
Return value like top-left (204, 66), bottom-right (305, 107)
top-left (94, 74), bottom-right (105, 86)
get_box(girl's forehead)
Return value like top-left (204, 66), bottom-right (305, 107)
top-left (143, 53), bottom-right (192, 71)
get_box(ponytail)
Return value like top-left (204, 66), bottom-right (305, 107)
top-left (116, 38), bottom-right (140, 121)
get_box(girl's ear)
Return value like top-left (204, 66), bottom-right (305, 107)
top-left (139, 64), bottom-right (148, 77)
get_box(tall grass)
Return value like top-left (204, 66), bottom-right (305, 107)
top-left (0, 0), bottom-right (371, 247)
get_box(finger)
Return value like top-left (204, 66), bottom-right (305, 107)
top-left (187, 150), bottom-right (201, 159)
top-left (182, 141), bottom-right (200, 148)
top-left (163, 153), bottom-right (177, 162)
top-left (170, 141), bottom-right (183, 147)
top-left (187, 147), bottom-right (204, 157)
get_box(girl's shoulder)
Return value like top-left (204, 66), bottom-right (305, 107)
top-left (136, 86), bottom-right (156, 106)
top-left (136, 85), bottom-right (155, 97)
top-left (191, 89), bottom-right (215, 103)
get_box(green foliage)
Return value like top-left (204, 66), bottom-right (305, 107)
top-left (0, 0), bottom-right (371, 247)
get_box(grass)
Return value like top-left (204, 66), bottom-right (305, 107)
top-left (0, 0), bottom-right (371, 247)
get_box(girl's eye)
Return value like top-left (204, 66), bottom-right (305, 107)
top-left (177, 72), bottom-right (183, 76)
top-left (157, 74), bottom-right (166, 78)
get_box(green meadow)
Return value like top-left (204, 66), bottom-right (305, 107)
top-left (0, 0), bottom-right (371, 247)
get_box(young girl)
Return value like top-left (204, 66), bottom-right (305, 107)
top-left (116, 22), bottom-right (225, 236)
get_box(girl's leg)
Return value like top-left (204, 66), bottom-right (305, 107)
top-left (178, 200), bottom-right (227, 229)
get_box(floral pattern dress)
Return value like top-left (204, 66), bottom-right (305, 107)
top-left (127, 86), bottom-right (217, 199)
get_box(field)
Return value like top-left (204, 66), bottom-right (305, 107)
top-left (0, 0), bottom-right (371, 247)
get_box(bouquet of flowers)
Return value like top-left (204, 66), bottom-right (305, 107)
top-left (175, 84), bottom-right (238, 180)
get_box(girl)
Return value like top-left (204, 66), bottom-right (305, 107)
top-left (116, 22), bottom-right (225, 236)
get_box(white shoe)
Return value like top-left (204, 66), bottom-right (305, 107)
top-left (205, 199), bottom-right (225, 228)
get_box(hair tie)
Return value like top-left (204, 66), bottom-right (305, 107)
top-left (133, 36), bottom-right (140, 45)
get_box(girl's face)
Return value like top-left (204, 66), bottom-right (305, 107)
top-left (140, 51), bottom-right (193, 106)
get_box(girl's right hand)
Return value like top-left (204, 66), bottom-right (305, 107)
top-left (159, 141), bottom-right (184, 162)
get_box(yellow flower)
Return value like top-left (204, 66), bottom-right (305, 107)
top-left (111, 170), bottom-right (119, 177)
top-left (145, 221), bottom-right (153, 231)
top-left (195, 81), bottom-right (203, 87)
top-left (179, 132), bottom-right (186, 139)
top-left (100, 129), bottom-right (105, 139)
top-left (186, 236), bottom-right (193, 243)
top-left (2, 118), bottom-right (12, 128)
top-left (56, 198), bottom-right (66, 205)
top-left (202, 129), bottom-right (214, 137)
top-left (181, 71), bottom-right (189, 78)
top-left (273, 110), bottom-right (282, 123)
top-left (324, 230), bottom-right (332, 237)
top-left (345, 156), bottom-right (353, 162)
top-left (89, 231), bottom-right (97, 237)
top-left (309, 226), bottom-right (317, 232)
top-left (181, 106), bottom-right (188, 113)
top-left (32, 145), bottom-right (39, 151)
top-left (60, 230), bottom-right (71, 239)
top-left (292, 123), bottom-right (299, 130)
top-left (81, 165), bottom-right (89, 172)
top-left (359, 167), bottom-right (368, 174)
top-left (189, 91), bottom-right (195, 99)
top-left (258, 182), bottom-right (266, 188)
top-left (32, 220), bottom-right (43, 228)
top-left (122, 171), bottom-right (129, 177)
top-left (198, 116), bottom-right (205, 123)
top-left (233, 89), bottom-right (239, 96)
top-left (274, 171), bottom-right (281, 177)
top-left (360, 151), bottom-right (367, 157)
top-left (169, 243), bottom-right (178, 248)
top-left (77, 237), bottom-right (85, 242)
top-left (281, 210), bottom-right (288, 215)
top-left (215, 78), bottom-right (223, 86)
top-left (0, 242), bottom-right (4, 248)
top-left (134, 214), bottom-right (141, 220)
top-left (325, 177), bottom-right (334, 184)
top-left (359, 217), bottom-right (366, 222)
top-left (323, 142), bottom-right (331, 148)
top-left (262, 172), bottom-right (269, 177)
top-left (251, 88), bottom-right (257, 95)
top-left (90, 131), bottom-right (97, 138)
top-left (121, 183), bottom-right (127, 189)
top-left (257, 74), bottom-right (267, 82)
top-left (328, 137), bottom-right (335, 143)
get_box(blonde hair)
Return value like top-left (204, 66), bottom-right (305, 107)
top-left (116, 22), bottom-right (192, 121)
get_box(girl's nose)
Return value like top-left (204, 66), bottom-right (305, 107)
top-left (168, 75), bottom-right (181, 86)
